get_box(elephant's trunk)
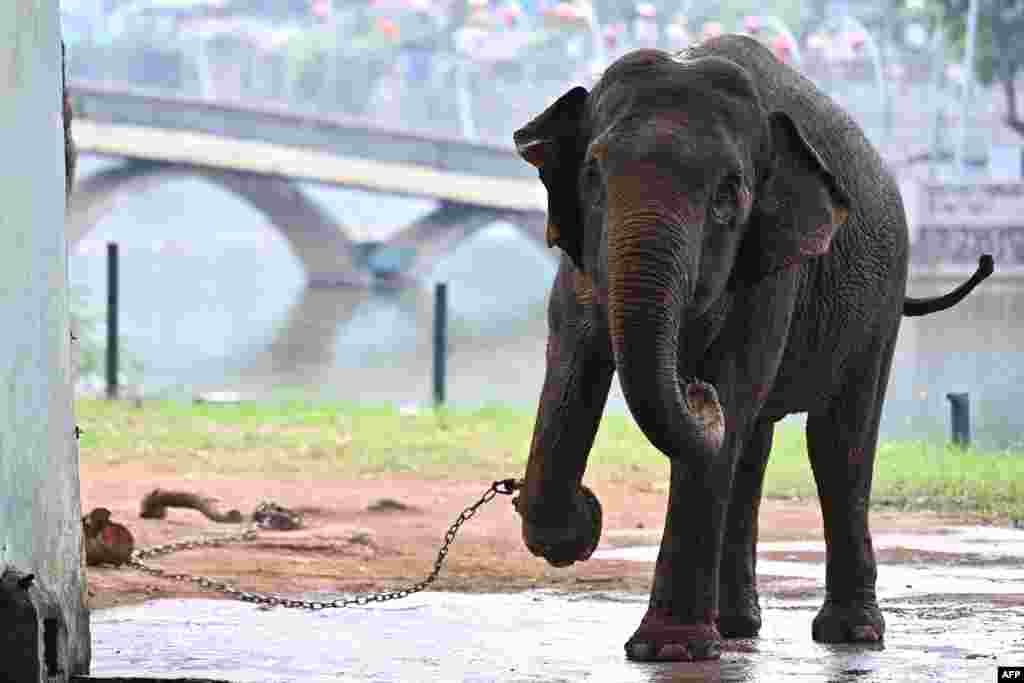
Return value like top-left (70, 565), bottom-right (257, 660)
top-left (605, 167), bottom-right (726, 463)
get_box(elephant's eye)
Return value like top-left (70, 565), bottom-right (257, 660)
top-left (711, 178), bottom-right (739, 224)
top-left (580, 161), bottom-right (604, 205)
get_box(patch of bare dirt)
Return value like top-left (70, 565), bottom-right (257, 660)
top-left (79, 464), bottom-right (981, 610)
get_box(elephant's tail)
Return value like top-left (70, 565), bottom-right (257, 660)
top-left (903, 255), bottom-right (994, 317)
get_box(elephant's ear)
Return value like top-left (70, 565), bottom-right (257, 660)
top-left (741, 111), bottom-right (851, 282)
top-left (513, 86), bottom-right (589, 269)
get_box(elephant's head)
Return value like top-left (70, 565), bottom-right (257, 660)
top-left (514, 49), bottom-right (850, 463)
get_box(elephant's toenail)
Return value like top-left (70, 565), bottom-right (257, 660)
top-left (690, 639), bottom-right (722, 659)
top-left (625, 642), bottom-right (656, 660)
top-left (658, 643), bottom-right (691, 660)
top-left (851, 625), bottom-right (881, 642)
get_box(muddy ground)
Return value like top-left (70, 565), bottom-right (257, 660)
top-left (80, 463), bottom-right (1002, 611)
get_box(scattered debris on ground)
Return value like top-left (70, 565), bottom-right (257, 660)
top-left (79, 470), bottom-right (995, 610)
top-left (82, 508), bottom-right (134, 566)
top-left (347, 528), bottom-right (374, 546)
top-left (252, 501), bottom-right (304, 530)
top-left (367, 497), bottom-right (414, 512)
top-left (140, 489), bottom-right (243, 523)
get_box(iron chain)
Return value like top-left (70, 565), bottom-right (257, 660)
top-left (125, 478), bottom-right (521, 610)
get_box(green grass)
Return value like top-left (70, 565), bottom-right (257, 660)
top-left (760, 427), bottom-right (1024, 519)
top-left (75, 399), bottom-right (1024, 521)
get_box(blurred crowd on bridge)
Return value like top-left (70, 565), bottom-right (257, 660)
top-left (61, 0), bottom-right (1006, 170)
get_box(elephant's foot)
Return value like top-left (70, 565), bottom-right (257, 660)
top-left (717, 584), bottom-right (762, 637)
top-left (516, 485), bottom-right (603, 568)
top-left (717, 606), bottom-right (761, 638)
top-left (624, 608), bottom-right (722, 661)
top-left (811, 600), bottom-right (885, 643)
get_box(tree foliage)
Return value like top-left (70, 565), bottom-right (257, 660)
top-left (910, 0), bottom-right (1024, 136)
top-left (935, 0), bottom-right (1024, 84)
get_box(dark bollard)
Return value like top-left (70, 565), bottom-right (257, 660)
top-left (433, 282), bottom-right (447, 407)
top-left (946, 392), bottom-right (970, 448)
top-left (106, 242), bottom-right (119, 399)
top-left (0, 567), bottom-right (66, 682)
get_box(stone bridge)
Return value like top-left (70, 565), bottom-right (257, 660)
top-left (67, 83), bottom-right (550, 287)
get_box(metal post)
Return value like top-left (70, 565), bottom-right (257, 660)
top-left (957, 0), bottom-right (981, 177)
top-left (584, 4), bottom-right (608, 73)
top-left (106, 242), bottom-right (119, 400)
top-left (819, 16), bottom-right (887, 145)
top-left (927, 23), bottom-right (945, 179)
top-left (433, 282), bottom-right (447, 407)
top-left (453, 58), bottom-right (477, 142)
top-left (848, 16), bottom-right (887, 146)
top-left (946, 392), bottom-right (970, 448)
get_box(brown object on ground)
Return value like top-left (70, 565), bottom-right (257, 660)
top-left (367, 498), bottom-right (414, 512)
top-left (252, 501), bottom-right (303, 530)
top-left (140, 488), bottom-right (243, 523)
top-left (83, 508), bottom-right (135, 567)
top-left (80, 465), bottom-right (993, 611)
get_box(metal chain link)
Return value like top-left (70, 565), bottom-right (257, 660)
top-left (125, 478), bottom-right (522, 610)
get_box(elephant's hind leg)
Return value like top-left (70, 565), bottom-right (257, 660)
top-left (805, 333), bottom-right (898, 643)
top-left (718, 419), bottom-right (775, 638)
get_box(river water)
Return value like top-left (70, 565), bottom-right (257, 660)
top-left (70, 156), bottom-right (1023, 449)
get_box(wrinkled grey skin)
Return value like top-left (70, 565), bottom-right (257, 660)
top-left (512, 35), bottom-right (992, 662)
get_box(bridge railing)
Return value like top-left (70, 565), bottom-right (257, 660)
top-left (63, 14), bottom-right (994, 166)
top-left (65, 16), bottom-right (603, 149)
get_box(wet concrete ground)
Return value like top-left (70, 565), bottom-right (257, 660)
top-left (89, 526), bottom-right (1024, 682)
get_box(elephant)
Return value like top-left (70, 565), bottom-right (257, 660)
top-left (511, 34), bottom-right (994, 662)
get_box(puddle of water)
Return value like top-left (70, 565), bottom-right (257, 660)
top-left (762, 560), bottom-right (1024, 598)
top-left (757, 526), bottom-right (1024, 560)
top-left (90, 592), bottom-right (1024, 683)
top-left (596, 526), bottom-right (1024, 599)
top-left (596, 546), bottom-right (1024, 599)
top-left (600, 553), bottom-right (1024, 601)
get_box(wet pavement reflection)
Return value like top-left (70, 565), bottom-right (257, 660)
top-left (598, 527), bottom-right (1024, 599)
top-left (91, 584), bottom-right (1022, 682)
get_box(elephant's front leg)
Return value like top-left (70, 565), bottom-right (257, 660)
top-left (624, 443), bottom-right (738, 661)
top-left (626, 274), bottom-right (797, 661)
top-left (618, 350), bottom-right (748, 661)
top-left (517, 263), bottom-right (614, 567)
top-left (717, 419), bottom-right (774, 638)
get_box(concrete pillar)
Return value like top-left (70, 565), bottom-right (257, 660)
top-left (0, 1), bottom-right (90, 679)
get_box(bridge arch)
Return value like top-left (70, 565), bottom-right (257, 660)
top-left (68, 158), bottom-right (552, 288)
top-left (67, 159), bottom-right (371, 287)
